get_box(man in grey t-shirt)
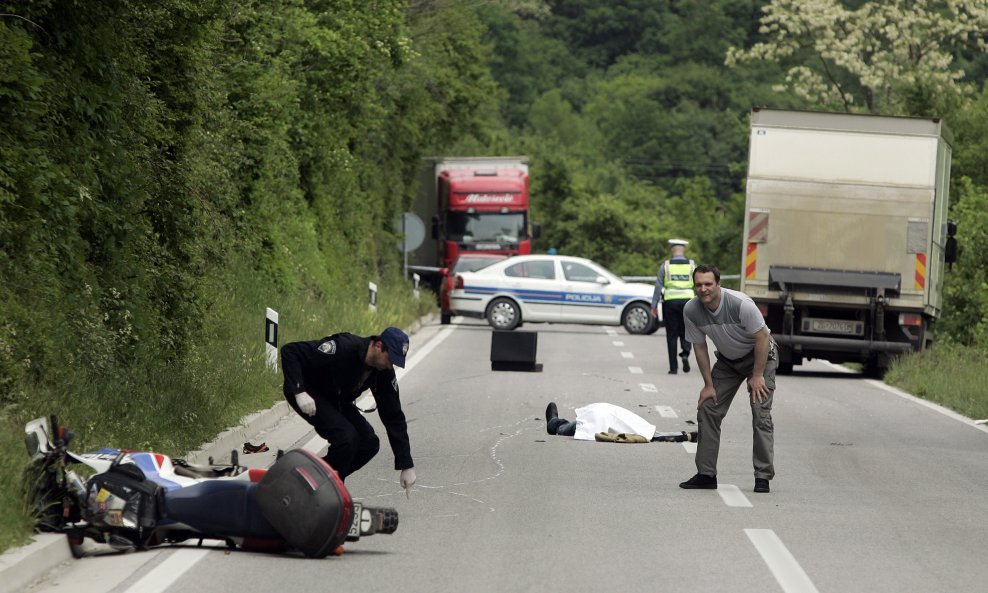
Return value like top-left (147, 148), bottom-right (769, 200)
top-left (679, 264), bottom-right (777, 494)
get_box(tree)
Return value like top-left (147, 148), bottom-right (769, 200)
top-left (725, 0), bottom-right (988, 115)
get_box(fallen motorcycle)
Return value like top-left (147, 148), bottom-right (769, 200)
top-left (23, 414), bottom-right (398, 558)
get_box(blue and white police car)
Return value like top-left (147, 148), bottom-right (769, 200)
top-left (448, 254), bottom-right (662, 334)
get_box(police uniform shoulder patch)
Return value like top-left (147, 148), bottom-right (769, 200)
top-left (317, 340), bottom-right (337, 355)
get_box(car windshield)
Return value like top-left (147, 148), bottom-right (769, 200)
top-left (453, 256), bottom-right (506, 274)
top-left (578, 260), bottom-right (622, 283)
top-left (446, 212), bottom-right (527, 243)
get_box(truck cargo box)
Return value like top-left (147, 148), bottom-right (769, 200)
top-left (740, 108), bottom-right (956, 374)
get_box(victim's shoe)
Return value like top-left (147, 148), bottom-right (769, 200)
top-left (679, 473), bottom-right (717, 489)
top-left (545, 402), bottom-right (558, 422)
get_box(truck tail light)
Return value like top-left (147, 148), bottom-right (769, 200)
top-left (455, 275), bottom-right (464, 289)
top-left (899, 313), bottom-right (922, 327)
top-left (756, 303), bottom-right (769, 318)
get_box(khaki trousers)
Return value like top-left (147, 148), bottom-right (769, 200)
top-left (695, 343), bottom-right (777, 480)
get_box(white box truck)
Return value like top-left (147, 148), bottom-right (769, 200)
top-left (741, 108), bottom-right (958, 374)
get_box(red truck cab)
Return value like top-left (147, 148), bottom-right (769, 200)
top-left (433, 166), bottom-right (539, 270)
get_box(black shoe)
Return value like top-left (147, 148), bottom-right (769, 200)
top-left (668, 369), bottom-right (678, 375)
top-left (679, 473), bottom-right (717, 489)
top-left (545, 402), bottom-right (558, 423)
top-left (754, 478), bottom-right (770, 493)
top-left (681, 355), bottom-right (690, 373)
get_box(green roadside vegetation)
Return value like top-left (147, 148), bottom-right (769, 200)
top-left (4, 0), bottom-right (988, 553)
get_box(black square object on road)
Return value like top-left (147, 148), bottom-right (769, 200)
top-left (490, 330), bottom-right (542, 372)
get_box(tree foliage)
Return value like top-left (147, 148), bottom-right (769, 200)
top-left (726, 0), bottom-right (988, 115)
top-left (0, 0), bottom-right (497, 410)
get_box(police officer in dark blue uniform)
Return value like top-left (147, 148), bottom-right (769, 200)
top-left (651, 239), bottom-right (696, 374)
top-left (281, 327), bottom-right (416, 494)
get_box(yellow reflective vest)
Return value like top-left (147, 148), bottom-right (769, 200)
top-left (662, 259), bottom-right (695, 301)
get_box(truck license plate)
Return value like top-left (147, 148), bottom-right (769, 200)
top-left (802, 318), bottom-right (863, 336)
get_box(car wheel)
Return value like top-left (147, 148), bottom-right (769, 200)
top-left (645, 317), bottom-right (660, 335)
top-left (622, 302), bottom-right (652, 335)
top-left (487, 298), bottom-right (521, 331)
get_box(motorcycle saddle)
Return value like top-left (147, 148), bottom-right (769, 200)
top-left (164, 480), bottom-right (280, 539)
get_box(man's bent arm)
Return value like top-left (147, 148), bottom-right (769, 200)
top-left (751, 328), bottom-right (770, 378)
top-left (694, 341), bottom-right (713, 387)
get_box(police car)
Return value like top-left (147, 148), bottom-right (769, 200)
top-left (448, 254), bottom-right (662, 334)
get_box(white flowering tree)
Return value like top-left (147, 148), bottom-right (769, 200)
top-left (725, 0), bottom-right (988, 114)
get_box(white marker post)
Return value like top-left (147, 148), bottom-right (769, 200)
top-left (265, 308), bottom-right (278, 371)
top-left (368, 282), bottom-right (378, 312)
top-left (413, 273), bottom-right (420, 300)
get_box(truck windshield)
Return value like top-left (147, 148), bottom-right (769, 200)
top-left (446, 212), bottom-right (527, 243)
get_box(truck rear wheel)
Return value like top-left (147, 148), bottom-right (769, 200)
top-left (487, 298), bottom-right (520, 331)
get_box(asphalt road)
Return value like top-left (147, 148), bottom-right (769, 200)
top-left (22, 318), bottom-right (988, 593)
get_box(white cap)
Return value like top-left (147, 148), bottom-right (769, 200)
top-left (668, 239), bottom-right (689, 246)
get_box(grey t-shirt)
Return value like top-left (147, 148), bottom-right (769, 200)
top-left (684, 287), bottom-right (768, 360)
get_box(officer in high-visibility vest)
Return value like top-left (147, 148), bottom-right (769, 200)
top-left (651, 239), bottom-right (696, 374)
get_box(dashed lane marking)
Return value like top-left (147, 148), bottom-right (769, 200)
top-left (640, 383), bottom-right (657, 393)
top-left (746, 529), bottom-right (821, 593)
top-left (628, 366), bottom-right (643, 374)
top-left (620, 351), bottom-right (634, 359)
top-left (655, 405), bottom-right (677, 418)
top-left (717, 484), bottom-right (752, 508)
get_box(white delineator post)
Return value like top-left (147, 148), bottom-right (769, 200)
top-left (413, 273), bottom-right (420, 300)
top-left (265, 308), bottom-right (279, 371)
top-left (368, 282), bottom-right (378, 312)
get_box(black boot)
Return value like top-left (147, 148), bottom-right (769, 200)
top-left (546, 402), bottom-right (558, 422)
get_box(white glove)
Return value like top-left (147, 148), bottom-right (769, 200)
top-left (295, 391), bottom-right (316, 416)
top-left (400, 468), bottom-right (416, 498)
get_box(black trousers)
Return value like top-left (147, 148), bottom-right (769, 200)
top-left (285, 394), bottom-right (380, 481)
top-left (662, 299), bottom-right (692, 370)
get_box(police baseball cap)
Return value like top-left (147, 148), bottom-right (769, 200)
top-left (668, 239), bottom-right (689, 246)
top-left (381, 327), bottom-right (409, 368)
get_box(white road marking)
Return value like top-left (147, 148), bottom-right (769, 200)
top-left (717, 484), bottom-right (752, 507)
top-left (682, 442), bottom-right (697, 454)
top-left (606, 329), bottom-right (618, 336)
top-left (397, 326), bottom-right (455, 381)
top-left (121, 549), bottom-right (210, 593)
top-left (655, 405), bottom-right (677, 418)
top-left (628, 366), bottom-right (643, 374)
top-left (621, 351), bottom-right (634, 359)
top-left (866, 376), bottom-right (988, 435)
top-left (745, 529), bottom-right (821, 593)
top-left (822, 359), bottom-right (988, 434)
top-left (640, 383), bottom-right (657, 393)
top-left (612, 340), bottom-right (625, 346)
